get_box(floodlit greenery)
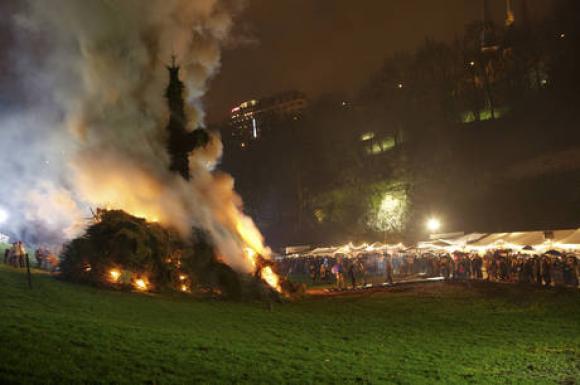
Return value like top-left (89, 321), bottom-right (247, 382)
top-left (0, 265), bottom-right (578, 384)
top-left (310, 181), bottom-right (409, 241)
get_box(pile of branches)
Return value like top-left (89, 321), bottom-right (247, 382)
top-left (59, 209), bottom-right (277, 299)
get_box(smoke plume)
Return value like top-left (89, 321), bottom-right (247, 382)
top-left (0, 0), bottom-right (270, 274)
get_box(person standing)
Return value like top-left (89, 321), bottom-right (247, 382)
top-left (541, 256), bottom-right (551, 287)
top-left (473, 254), bottom-right (483, 279)
top-left (385, 254), bottom-right (394, 284)
top-left (357, 257), bottom-right (367, 287)
top-left (533, 256), bottom-right (542, 286)
top-left (332, 259), bottom-right (344, 289)
top-left (15, 241), bottom-right (26, 268)
top-left (347, 261), bottom-right (356, 289)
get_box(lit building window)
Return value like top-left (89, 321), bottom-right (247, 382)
top-left (360, 132), bottom-right (375, 141)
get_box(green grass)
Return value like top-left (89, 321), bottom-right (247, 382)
top-left (0, 265), bottom-right (578, 385)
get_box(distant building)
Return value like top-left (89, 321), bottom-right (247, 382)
top-left (229, 91), bottom-right (307, 145)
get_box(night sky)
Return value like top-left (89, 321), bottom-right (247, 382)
top-left (204, 0), bottom-right (552, 123)
top-left (0, 0), bottom-right (554, 121)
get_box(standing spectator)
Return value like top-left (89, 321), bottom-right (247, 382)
top-left (562, 256), bottom-right (576, 287)
top-left (533, 256), bottom-right (542, 286)
top-left (15, 241), bottom-right (26, 268)
top-left (385, 254), bottom-right (394, 284)
top-left (35, 248), bottom-right (45, 269)
top-left (541, 256), bottom-right (551, 287)
top-left (472, 254), bottom-right (483, 279)
top-left (347, 261), bottom-right (356, 289)
top-left (357, 257), bottom-right (367, 287)
top-left (331, 259), bottom-right (344, 289)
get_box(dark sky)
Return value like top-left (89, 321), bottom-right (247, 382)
top-left (205, 0), bottom-right (550, 123)
top-left (0, 0), bottom-right (551, 121)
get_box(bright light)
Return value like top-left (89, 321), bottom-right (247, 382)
top-left (397, 83), bottom-right (403, 89)
top-left (178, 274), bottom-right (186, 281)
top-left (360, 132), bottom-right (375, 141)
top-left (251, 117), bottom-right (258, 138)
top-left (244, 247), bottom-right (257, 259)
top-left (260, 266), bottom-right (281, 293)
top-left (469, 61), bottom-right (475, 67)
top-left (134, 278), bottom-right (148, 291)
top-left (0, 207), bottom-right (9, 224)
top-left (426, 218), bottom-right (441, 233)
top-left (109, 269), bottom-right (121, 282)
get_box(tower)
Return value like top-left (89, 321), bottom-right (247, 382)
top-left (165, 56), bottom-right (209, 180)
top-left (480, 0), bottom-right (499, 53)
top-left (505, 0), bottom-right (515, 27)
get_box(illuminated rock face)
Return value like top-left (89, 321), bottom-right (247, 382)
top-left (165, 62), bottom-right (209, 180)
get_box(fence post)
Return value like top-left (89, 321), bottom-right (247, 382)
top-left (25, 253), bottom-right (32, 289)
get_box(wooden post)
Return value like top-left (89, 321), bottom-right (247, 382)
top-left (25, 253), bottom-right (32, 289)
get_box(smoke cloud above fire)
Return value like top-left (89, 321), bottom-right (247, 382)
top-left (0, 0), bottom-right (271, 274)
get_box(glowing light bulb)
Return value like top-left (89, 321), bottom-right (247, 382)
top-left (426, 218), bottom-right (441, 233)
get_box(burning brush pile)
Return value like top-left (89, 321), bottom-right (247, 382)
top-left (60, 209), bottom-right (294, 299)
top-left (7, 1), bottom-right (302, 300)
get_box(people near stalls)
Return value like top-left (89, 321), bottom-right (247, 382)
top-left (277, 249), bottom-right (579, 290)
top-left (3, 241), bottom-right (58, 272)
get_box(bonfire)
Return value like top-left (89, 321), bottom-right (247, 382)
top-left (60, 209), bottom-right (290, 299)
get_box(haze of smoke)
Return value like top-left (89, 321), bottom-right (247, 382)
top-left (0, 0), bottom-right (268, 273)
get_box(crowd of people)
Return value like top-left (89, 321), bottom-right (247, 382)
top-left (3, 241), bottom-right (58, 272)
top-left (276, 251), bottom-right (580, 289)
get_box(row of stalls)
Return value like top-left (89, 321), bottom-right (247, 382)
top-left (421, 229), bottom-right (580, 255)
top-left (282, 228), bottom-right (580, 258)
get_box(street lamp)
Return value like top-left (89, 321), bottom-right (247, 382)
top-left (426, 217), bottom-right (441, 233)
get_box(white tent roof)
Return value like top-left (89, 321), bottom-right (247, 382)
top-left (554, 228), bottom-right (580, 249)
top-left (469, 231), bottom-right (546, 249)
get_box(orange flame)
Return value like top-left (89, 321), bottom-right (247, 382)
top-left (260, 266), bottom-right (281, 292)
top-left (109, 269), bottom-right (121, 282)
top-left (134, 278), bottom-right (149, 291)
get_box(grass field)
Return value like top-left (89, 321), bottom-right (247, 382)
top-left (0, 265), bottom-right (578, 385)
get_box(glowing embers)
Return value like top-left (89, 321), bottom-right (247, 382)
top-left (106, 267), bottom-right (151, 292)
top-left (133, 277), bottom-right (149, 291)
top-left (177, 273), bottom-right (190, 292)
top-left (109, 269), bottom-right (121, 282)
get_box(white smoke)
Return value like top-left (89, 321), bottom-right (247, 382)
top-left (0, 0), bottom-right (269, 273)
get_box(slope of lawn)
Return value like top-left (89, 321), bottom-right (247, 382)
top-left (0, 264), bottom-right (578, 385)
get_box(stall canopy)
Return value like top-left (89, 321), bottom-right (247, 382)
top-left (554, 228), bottom-right (580, 249)
top-left (467, 229), bottom-right (580, 252)
top-left (307, 242), bottom-right (406, 257)
top-left (285, 228), bottom-right (580, 257)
